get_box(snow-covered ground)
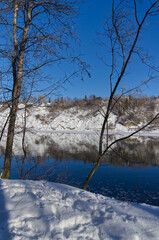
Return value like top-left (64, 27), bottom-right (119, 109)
top-left (0, 179), bottom-right (159, 240)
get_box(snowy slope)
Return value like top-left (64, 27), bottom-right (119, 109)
top-left (0, 179), bottom-right (159, 240)
top-left (0, 103), bottom-right (130, 132)
top-left (0, 103), bottom-right (158, 134)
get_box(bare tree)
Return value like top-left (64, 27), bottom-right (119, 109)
top-left (83, 0), bottom-right (159, 190)
top-left (0, 0), bottom-right (84, 179)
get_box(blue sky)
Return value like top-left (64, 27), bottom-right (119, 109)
top-left (50, 0), bottom-right (159, 99)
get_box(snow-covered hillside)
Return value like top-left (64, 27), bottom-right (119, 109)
top-left (1, 103), bottom-right (118, 132)
top-left (0, 179), bottom-right (159, 240)
top-left (0, 101), bottom-right (159, 158)
top-left (0, 102), bottom-right (158, 133)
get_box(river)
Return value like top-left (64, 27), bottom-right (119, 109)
top-left (0, 131), bottom-right (159, 206)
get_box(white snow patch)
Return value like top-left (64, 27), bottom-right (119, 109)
top-left (0, 179), bottom-right (158, 240)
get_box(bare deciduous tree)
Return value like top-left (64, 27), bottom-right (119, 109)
top-left (0, 0), bottom-right (84, 179)
top-left (83, 0), bottom-right (159, 190)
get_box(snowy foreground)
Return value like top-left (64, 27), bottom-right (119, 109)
top-left (0, 180), bottom-right (159, 240)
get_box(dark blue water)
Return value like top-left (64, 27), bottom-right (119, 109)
top-left (0, 134), bottom-right (159, 206)
top-left (3, 156), bottom-right (159, 206)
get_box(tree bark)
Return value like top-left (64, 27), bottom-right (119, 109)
top-left (1, 103), bottom-right (18, 178)
top-left (83, 156), bottom-right (102, 190)
top-left (1, 1), bottom-right (33, 179)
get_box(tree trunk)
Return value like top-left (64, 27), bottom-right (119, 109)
top-left (1, 1), bottom-right (33, 179)
top-left (83, 156), bottom-right (102, 190)
top-left (1, 103), bottom-right (18, 178)
top-left (1, 64), bottom-right (25, 179)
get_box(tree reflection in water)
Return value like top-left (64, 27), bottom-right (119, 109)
top-left (0, 132), bottom-right (159, 205)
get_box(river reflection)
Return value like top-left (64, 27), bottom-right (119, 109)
top-left (0, 131), bottom-right (159, 206)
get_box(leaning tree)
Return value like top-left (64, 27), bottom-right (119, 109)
top-left (83, 0), bottom-right (159, 190)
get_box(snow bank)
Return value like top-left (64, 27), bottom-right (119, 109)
top-left (0, 179), bottom-right (159, 240)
